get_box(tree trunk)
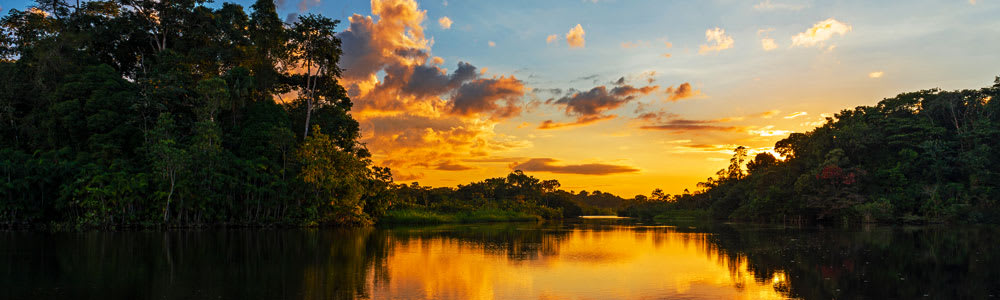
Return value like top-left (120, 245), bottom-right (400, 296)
top-left (163, 172), bottom-right (174, 223)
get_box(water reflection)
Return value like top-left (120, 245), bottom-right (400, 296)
top-left (2, 221), bottom-right (999, 299)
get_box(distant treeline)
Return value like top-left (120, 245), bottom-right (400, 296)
top-left (390, 176), bottom-right (621, 219)
top-left (622, 78), bottom-right (1000, 224)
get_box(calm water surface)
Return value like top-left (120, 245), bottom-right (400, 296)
top-left (3, 219), bottom-right (1000, 299)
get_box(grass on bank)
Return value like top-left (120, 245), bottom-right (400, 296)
top-left (379, 208), bottom-right (543, 225)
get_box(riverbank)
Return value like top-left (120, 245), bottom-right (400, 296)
top-left (379, 208), bottom-right (543, 224)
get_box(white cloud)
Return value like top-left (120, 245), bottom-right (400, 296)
top-left (757, 28), bottom-right (778, 51)
top-left (791, 18), bottom-right (852, 48)
top-left (761, 38), bottom-right (778, 51)
top-left (868, 71), bottom-right (884, 78)
top-left (699, 27), bottom-right (734, 54)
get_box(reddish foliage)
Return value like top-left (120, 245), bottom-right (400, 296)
top-left (816, 165), bottom-right (857, 185)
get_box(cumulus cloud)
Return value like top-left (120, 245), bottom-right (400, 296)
top-left (510, 158), bottom-right (639, 175)
top-left (450, 76), bottom-right (525, 119)
top-left (664, 82), bottom-right (700, 101)
top-left (438, 16), bottom-right (452, 29)
top-left (868, 71), bottom-right (884, 78)
top-left (566, 24), bottom-right (586, 48)
top-left (699, 27), bottom-right (734, 54)
top-left (791, 18), bottom-right (851, 48)
top-left (553, 84), bottom-right (658, 117)
top-left (539, 80), bottom-right (658, 129)
top-left (336, 0), bottom-right (531, 180)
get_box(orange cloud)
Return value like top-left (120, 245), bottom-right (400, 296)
top-left (538, 115), bottom-right (616, 129)
top-left (438, 16), bottom-right (452, 29)
top-left (758, 110), bottom-right (781, 118)
top-left (546, 34), bottom-right (558, 44)
top-left (337, 0), bottom-right (531, 180)
top-left (664, 82), bottom-right (701, 101)
top-left (510, 158), bottom-right (639, 175)
top-left (566, 24), bottom-right (586, 48)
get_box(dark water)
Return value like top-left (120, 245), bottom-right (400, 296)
top-left (3, 220), bottom-right (999, 299)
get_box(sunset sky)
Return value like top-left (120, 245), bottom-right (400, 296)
top-left (7, 0), bottom-right (999, 196)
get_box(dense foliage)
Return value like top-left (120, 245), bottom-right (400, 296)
top-left (0, 0), bottom-right (390, 227)
top-left (623, 79), bottom-right (1000, 223)
top-left (385, 170), bottom-right (617, 222)
top-left (0, 1), bottom-right (606, 227)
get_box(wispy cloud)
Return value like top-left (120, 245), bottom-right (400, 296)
top-left (621, 40), bottom-right (649, 49)
top-left (510, 158), bottom-right (639, 175)
top-left (546, 34), bottom-right (558, 44)
top-left (758, 110), bottom-right (781, 118)
top-left (784, 111), bottom-right (808, 119)
top-left (753, 0), bottom-right (807, 11)
top-left (640, 119), bottom-right (748, 133)
top-left (435, 161), bottom-right (475, 171)
top-left (538, 115), bottom-right (616, 129)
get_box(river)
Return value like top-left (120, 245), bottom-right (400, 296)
top-left (3, 218), bottom-right (999, 299)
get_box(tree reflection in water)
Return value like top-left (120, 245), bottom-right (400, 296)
top-left (3, 222), bottom-right (999, 299)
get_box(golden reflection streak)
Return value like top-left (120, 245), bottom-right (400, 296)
top-left (364, 228), bottom-right (790, 299)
